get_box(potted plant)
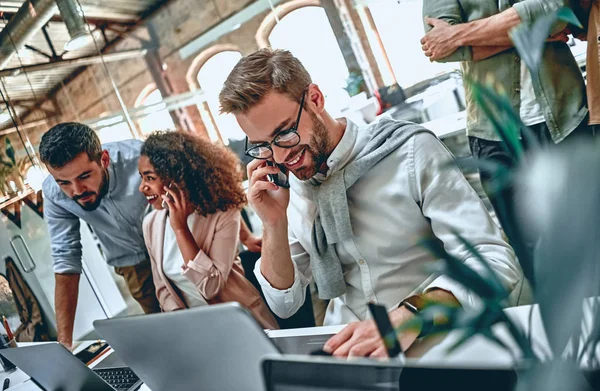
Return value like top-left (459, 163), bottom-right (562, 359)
top-left (396, 7), bottom-right (600, 390)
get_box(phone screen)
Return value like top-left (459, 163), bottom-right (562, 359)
top-left (266, 161), bottom-right (290, 189)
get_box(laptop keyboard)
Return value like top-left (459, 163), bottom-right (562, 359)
top-left (94, 367), bottom-right (141, 391)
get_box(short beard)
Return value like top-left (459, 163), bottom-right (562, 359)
top-left (75, 168), bottom-right (109, 211)
top-left (293, 112), bottom-right (332, 181)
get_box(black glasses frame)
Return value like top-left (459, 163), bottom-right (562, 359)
top-left (244, 92), bottom-right (306, 159)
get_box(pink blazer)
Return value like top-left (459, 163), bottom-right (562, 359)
top-left (142, 207), bottom-right (278, 330)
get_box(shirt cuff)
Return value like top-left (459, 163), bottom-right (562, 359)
top-left (512, 2), bottom-right (533, 25)
top-left (254, 259), bottom-right (305, 311)
top-left (181, 250), bottom-right (213, 275)
top-left (424, 275), bottom-right (483, 310)
top-left (512, 2), bottom-right (565, 34)
top-left (438, 46), bottom-right (473, 63)
top-left (53, 260), bottom-right (83, 274)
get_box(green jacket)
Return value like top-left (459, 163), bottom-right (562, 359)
top-left (423, 0), bottom-right (588, 142)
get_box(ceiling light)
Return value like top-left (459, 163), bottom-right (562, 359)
top-left (56, 0), bottom-right (94, 51)
top-left (64, 32), bottom-right (94, 51)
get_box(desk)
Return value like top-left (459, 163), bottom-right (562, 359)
top-left (420, 111), bottom-right (467, 140)
top-left (0, 305), bottom-right (561, 390)
top-left (383, 107), bottom-right (467, 141)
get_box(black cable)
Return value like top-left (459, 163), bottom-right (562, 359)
top-left (0, 78), bottom-right (35, 167)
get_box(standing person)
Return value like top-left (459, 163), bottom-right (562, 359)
top-left (40, 123), bottom-right (161, 350)
top-left (420, 0), bottom-right (591, 265)
top-left (576, 0), bottom-right (600, 131)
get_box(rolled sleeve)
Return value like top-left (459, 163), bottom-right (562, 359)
top-left (44, 195), bottom-right (83, 274)
top-left (512, 0), bottom-right (566, 24)
top-left (512, 0), bottom-right (567, 35)
top-left (181, 209), bottom-right (240, 300)
top-left (422, 0), bottom-right (473, 63)
top-left (436, 47), bottom-right (473, 63)
top-left (253, 230), bottom-right (312, 319)
top-left (410, 133), bottom-right (522, 309)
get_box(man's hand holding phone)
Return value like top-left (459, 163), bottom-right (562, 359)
top-left (265, 160), bottom-right (290, 189)
top-left (247, 159), bottom-right (290, 227)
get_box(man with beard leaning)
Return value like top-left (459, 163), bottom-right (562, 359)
top-left (39, 122), bottom-right (161, 350)
top-left (220, 49), bottom-right (522, 357)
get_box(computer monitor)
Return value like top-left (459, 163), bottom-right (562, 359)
top-left (262, 355), bottom-right (518, 391)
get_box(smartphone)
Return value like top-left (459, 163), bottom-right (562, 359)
top-left (161, 183), bottom-right (173, 208)
top-left (368, 302), bottom-right (403, 358)
top-left (266, 161), bottom-right (290, 189)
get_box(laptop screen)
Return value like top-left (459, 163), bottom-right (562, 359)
top-left (264, 357), bottom-right (402, 391)
top-left (264, 357), bottom-right (518, 391)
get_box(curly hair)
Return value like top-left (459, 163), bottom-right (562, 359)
top-left (141, 131), bottom-right (246, 215)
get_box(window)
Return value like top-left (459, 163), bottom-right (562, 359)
top-left (96, 115), bottom-right (133, 143)
top-left (196, 50), bottom-right (245, 144)
top-left (267, 6), bottom-right (350, 116)
top-left (137, 89), bottom-right (176, 135)
top-left (367, 1), bottom-right (459, 88)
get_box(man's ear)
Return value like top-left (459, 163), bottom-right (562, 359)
top-left (306, 83), bottom-right (326, 113)
top-left (100, 150), bottom-right (110, 169)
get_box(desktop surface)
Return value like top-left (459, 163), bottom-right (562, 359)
top-left (1, 305), bottom-right (554, 391)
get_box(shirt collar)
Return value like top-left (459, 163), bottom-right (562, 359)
top-left (107, 157), bottom-right (117, 194)
top-left (310, 119), bottom-right (361, 184)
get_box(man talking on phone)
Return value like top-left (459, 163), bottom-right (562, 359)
top-left (219, 49), bottom-right (522, 357)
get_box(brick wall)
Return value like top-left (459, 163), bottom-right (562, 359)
top-left (7, 0), bottom-right (384, 160)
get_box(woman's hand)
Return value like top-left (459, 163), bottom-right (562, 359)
top-left (162, 184), bottom-right (192, 232)
top-left (242, 234), bottom-right (263, 253)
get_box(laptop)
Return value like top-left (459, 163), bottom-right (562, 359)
top-left (93, 302), bottom-right (334, 391)
top-left (0, 343), bottom-right (142, 391)
top-left (262, 355), bottom-right (518, 391)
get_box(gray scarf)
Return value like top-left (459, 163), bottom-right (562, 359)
top-left (300, 118), bottom-right (433, 299)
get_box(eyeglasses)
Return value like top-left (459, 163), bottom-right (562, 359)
top-left (244, 92), bottom-right (305, 159)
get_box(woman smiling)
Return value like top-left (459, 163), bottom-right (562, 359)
top-left (138, 131), bottom-right (278, 329)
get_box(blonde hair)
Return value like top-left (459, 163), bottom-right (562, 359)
top-left (219, 49), bottom-right (312, 114)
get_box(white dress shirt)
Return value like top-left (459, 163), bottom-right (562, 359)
top-left (163, 215), bottom-right (208, 308)
top-left (255, 119), bottom-right (522, 325)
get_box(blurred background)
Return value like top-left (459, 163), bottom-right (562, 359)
top-left (0, 0), bottom-right (590, 340)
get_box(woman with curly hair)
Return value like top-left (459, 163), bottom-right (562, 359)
top-left (138, 131), bottom-right (278, 329)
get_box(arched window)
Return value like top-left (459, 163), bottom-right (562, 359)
top-left (196, 50), bottom-right (245, 144)
top-left (260, 4), bottom-right (350, 117)
top-left (136, 88), bottom-right (176, 135)
top-left (95, 113), bottom-right (133, 143)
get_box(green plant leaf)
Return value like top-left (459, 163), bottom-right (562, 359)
top-left (419, 236), bottom-right (499, 300)
top-left (452, 232), bottom-right (509, 300)
top-left (395, 303), bottom-right (461, 336)
top-left (395, 315), bottom-right (425, 335)
top-left (465, 77), bottom-right (524, 161)
top-left (556, 7), bottom-right (583, 28)
top-left (5, 137), bottom-right (15, 166)
top-left (511, 7), bottom-right (581, 80)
